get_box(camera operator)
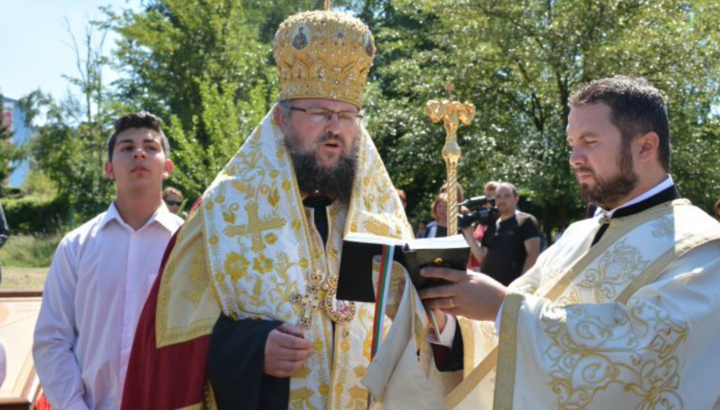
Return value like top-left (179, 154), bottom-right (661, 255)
top-left (467, 181), bottom-right (497, 270)
top-left (462, 182), bottom-right (541, 286)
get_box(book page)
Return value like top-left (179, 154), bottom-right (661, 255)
top-left (343, 232), bottom-right (406, 247)
top-left (407, 234), bottom-right (469, 250)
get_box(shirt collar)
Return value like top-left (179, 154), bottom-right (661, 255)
top-left (98, 201), bottom-right (180, 232)
top-left (98, 202), bottom-right (122, 230)
top-left (599, 175), bottom-right (674, 219)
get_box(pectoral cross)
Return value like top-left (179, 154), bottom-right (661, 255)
top-left (426, 83), bottom-right (476, 233)
top-left (292, 286), bottom-right (321, 329)
top-left (225, 202), bottom-right (285, 253)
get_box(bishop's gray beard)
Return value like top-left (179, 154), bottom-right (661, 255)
top-left (577, 147), bottom-right (639, 209)
top-left (283, 130), bottom-right (359, 203)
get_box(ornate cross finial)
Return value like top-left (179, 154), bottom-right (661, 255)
top-left (325, 0), bottom-right (332, 11)
top-left (426, 86), bottom-right (476, 234)
top-left (445, 82), bottom-right (455, 101)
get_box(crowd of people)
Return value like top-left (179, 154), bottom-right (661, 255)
top-left (8, 5), bottom-right (720, 410)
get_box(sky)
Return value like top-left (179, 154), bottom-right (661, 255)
top-left (0, 0), bottom-right (141, 102)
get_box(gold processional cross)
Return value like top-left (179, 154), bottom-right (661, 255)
top-left (426, 83), bottom-right (476, 234)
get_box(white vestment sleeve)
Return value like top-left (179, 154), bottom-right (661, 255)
top-left (501, 241), bottom-right (720, 410)
top-left (33, 237), bottom-right (91, 410)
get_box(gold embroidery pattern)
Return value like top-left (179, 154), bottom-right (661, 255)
top-left (650, 216), bottom-right (673, 238)
top-left (290, 387), bottom-right (317, 410)
top-left (182, 247), bottom-right (210, 307)
top-left (346, 130), bottom-right (413, 239)
top-left (333, 325), bottom-right (352, 410)
top-left (338, 303), bottom-right (376, 410)
top-left (542, 300), bottom-right (688, 410)
top-left (576, 239), bottom-right (651, 303)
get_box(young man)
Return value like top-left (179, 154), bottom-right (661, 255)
top-left (370, 76), bottom-right (720, 409)
top-left (33, 112), bottom-right (184, 410)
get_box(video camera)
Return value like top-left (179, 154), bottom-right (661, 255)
top-left (457, 196), bottom-right (498, 229)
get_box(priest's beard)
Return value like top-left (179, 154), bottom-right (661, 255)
top-left (283, 127), bottom-right (359, 204)
top-left (577, 146), bottom-right (639, 210)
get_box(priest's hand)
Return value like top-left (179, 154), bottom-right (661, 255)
top-left (418, 267), bottom-right (508, 322)
top-left (264, 323), bottom-right (314, 378)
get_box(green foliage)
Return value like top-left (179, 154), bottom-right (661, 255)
top-left (1, 196), bottom-right (69, 234)
top-left (19, 21), bottom-right (119, 227)
top-left (0, 234), bottom-right (63, 268)
top-left (364, 0), bottom-right (720, 230)
top-left (21, 169), bottom-right (58, 198)
top-left (22, 90), bottom-right (114, 221)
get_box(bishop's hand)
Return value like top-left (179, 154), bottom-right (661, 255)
top-left (264, 323), bottom-right (314, 378)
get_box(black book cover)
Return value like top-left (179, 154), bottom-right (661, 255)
top-left (336, 233), bottom-right (470, 303)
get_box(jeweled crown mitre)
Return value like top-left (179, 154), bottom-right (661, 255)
top-left (273, 10), bottom-right (376, 108)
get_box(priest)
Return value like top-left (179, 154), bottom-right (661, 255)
top-left (120, 6), bottom-right (456, 410)
top-left (364, 76), bottom-right (720, 409)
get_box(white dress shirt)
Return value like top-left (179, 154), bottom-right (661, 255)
top-left (598, 175), bottom-right (674, 218)
top-left (33, 202), bottom-right (183, 410)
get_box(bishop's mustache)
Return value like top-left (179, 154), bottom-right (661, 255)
top-left (318, 133), bottom-right (346, 147)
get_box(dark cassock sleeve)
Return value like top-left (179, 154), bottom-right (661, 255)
top-left (207, 316), bottom-right (290, 410)
top-left (431, 323), bottom-right (464, 372)
top-left (121, 233), bottom-right (212, 410)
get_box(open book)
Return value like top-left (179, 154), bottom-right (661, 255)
top-left (336, 232), bottom-right (470, 303)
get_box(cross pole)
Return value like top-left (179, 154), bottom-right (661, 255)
top-left (425, 83), bottom-right (476, 234)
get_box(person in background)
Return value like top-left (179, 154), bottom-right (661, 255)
top-left (467, 181), bottom-right (498, 271)
top-left (462, 182), bottom-right (541, 285)
top-left (33, 112), bottom-right (184, 410)
top-left (424, 181), bottom-right (465, 238)
top-left (424, 193), bottom-right (449, 238)
top-left (396, 188), bottom-right (407, 210)
top-left (439, 181), bottom-right (464, 203)
top-left (163, 187), bottom-right (188, 220)
top-left (714, 197), bottom-right (720, 222)
top-left (416, 220), bottom-right (428, 238)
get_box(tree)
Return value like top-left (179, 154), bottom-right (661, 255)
top-left (20, 21), bottom-right (119, 224)
top-left (363, 0), bottom-right (720, 231)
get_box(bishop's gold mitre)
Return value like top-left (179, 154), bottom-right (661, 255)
top-left (273, 10), bottom-right (376, 108)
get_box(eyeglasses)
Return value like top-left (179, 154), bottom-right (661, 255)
top-left (290, 107), bottom-right (363, 126)
top-left (165, 200), bottom-right (182, 207)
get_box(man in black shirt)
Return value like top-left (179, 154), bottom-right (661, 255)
top-left (463, 182), bottom-right (540, 286)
